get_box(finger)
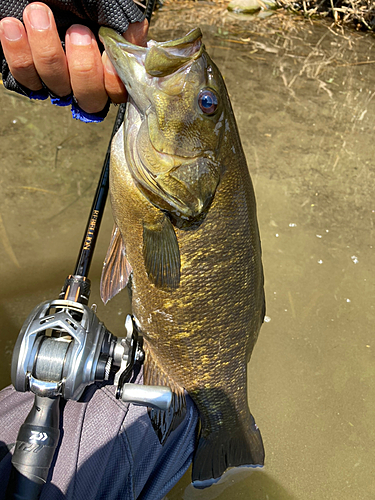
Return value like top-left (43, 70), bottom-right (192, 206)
top-left (102, 51), bottom-right (127, 104)
top-left (124, 19), bottom-right (148, 47)
top-left (102, 19), bottom-right (149, 104)
top-left (0, 17), bottom-right (42, 91)
top-left (65, 24), bottom-right (108, 114)
top-left (23, 2), bottom-right (71, 97)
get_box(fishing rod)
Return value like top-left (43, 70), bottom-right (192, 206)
top-left (5, 1), bottom-right (169, 498)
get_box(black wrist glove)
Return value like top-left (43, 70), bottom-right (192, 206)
top-left (0, 0), bottom-right (145, 121)
top-left (0, 0), bottom-right (144, 37)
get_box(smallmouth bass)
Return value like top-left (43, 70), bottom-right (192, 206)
top-left (99, 26), bottom-right (265, 486)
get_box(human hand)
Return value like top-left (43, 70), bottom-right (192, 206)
top-left (0, 2), bottom-right (148, 114)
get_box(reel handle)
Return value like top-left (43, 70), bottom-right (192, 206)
top-left (121, 383), bottom-right (172, 411)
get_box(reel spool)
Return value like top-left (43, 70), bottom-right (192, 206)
top-left (11, 299), bottom-right (116, 401)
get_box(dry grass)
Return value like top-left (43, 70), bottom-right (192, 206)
top-left (155, 0), bottom-right (375, 30)
top-left (275, 0), bottom-right (375, 30)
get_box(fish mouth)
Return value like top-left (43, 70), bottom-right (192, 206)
top-left (99, 26), bottom-right (203, 76)
top-left (99, 27), bottom-right (203, 115)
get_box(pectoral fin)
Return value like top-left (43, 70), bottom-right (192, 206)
top-left (143, 214), bottom-right (180, 290)
top-left (100, 225), bottom-right (132, 304)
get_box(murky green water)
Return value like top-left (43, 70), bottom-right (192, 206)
top-left (0, 10), bottom-right (374, 500)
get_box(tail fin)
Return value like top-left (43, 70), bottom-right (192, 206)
top-left (192, 412), bottom-right (264, 487)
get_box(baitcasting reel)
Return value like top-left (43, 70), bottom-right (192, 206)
top-left (7, 274), bottom-right (172, 499)
top-left (11, 276), bottom-right (172, 410)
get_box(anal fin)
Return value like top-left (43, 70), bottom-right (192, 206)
top-left (143, 340), bottom-right (186, 444)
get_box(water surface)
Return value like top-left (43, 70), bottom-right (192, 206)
top-left (0, 11), bottom-right (374, 500)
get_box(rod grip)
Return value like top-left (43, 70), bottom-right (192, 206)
top-left (6, 396), bottom-right (60, 500)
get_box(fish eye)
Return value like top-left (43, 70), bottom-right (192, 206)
top-left (198, 89), bottom-right (218, 115)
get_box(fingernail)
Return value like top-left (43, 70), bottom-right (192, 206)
top-left (69, 25), bottom-right (92, 46)
top-left (27, 4), bottom-right (51, 30)
top-left (0, 20), bottom-right (23, 41)
top-left (102, 52), bottom-right (115, 74)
